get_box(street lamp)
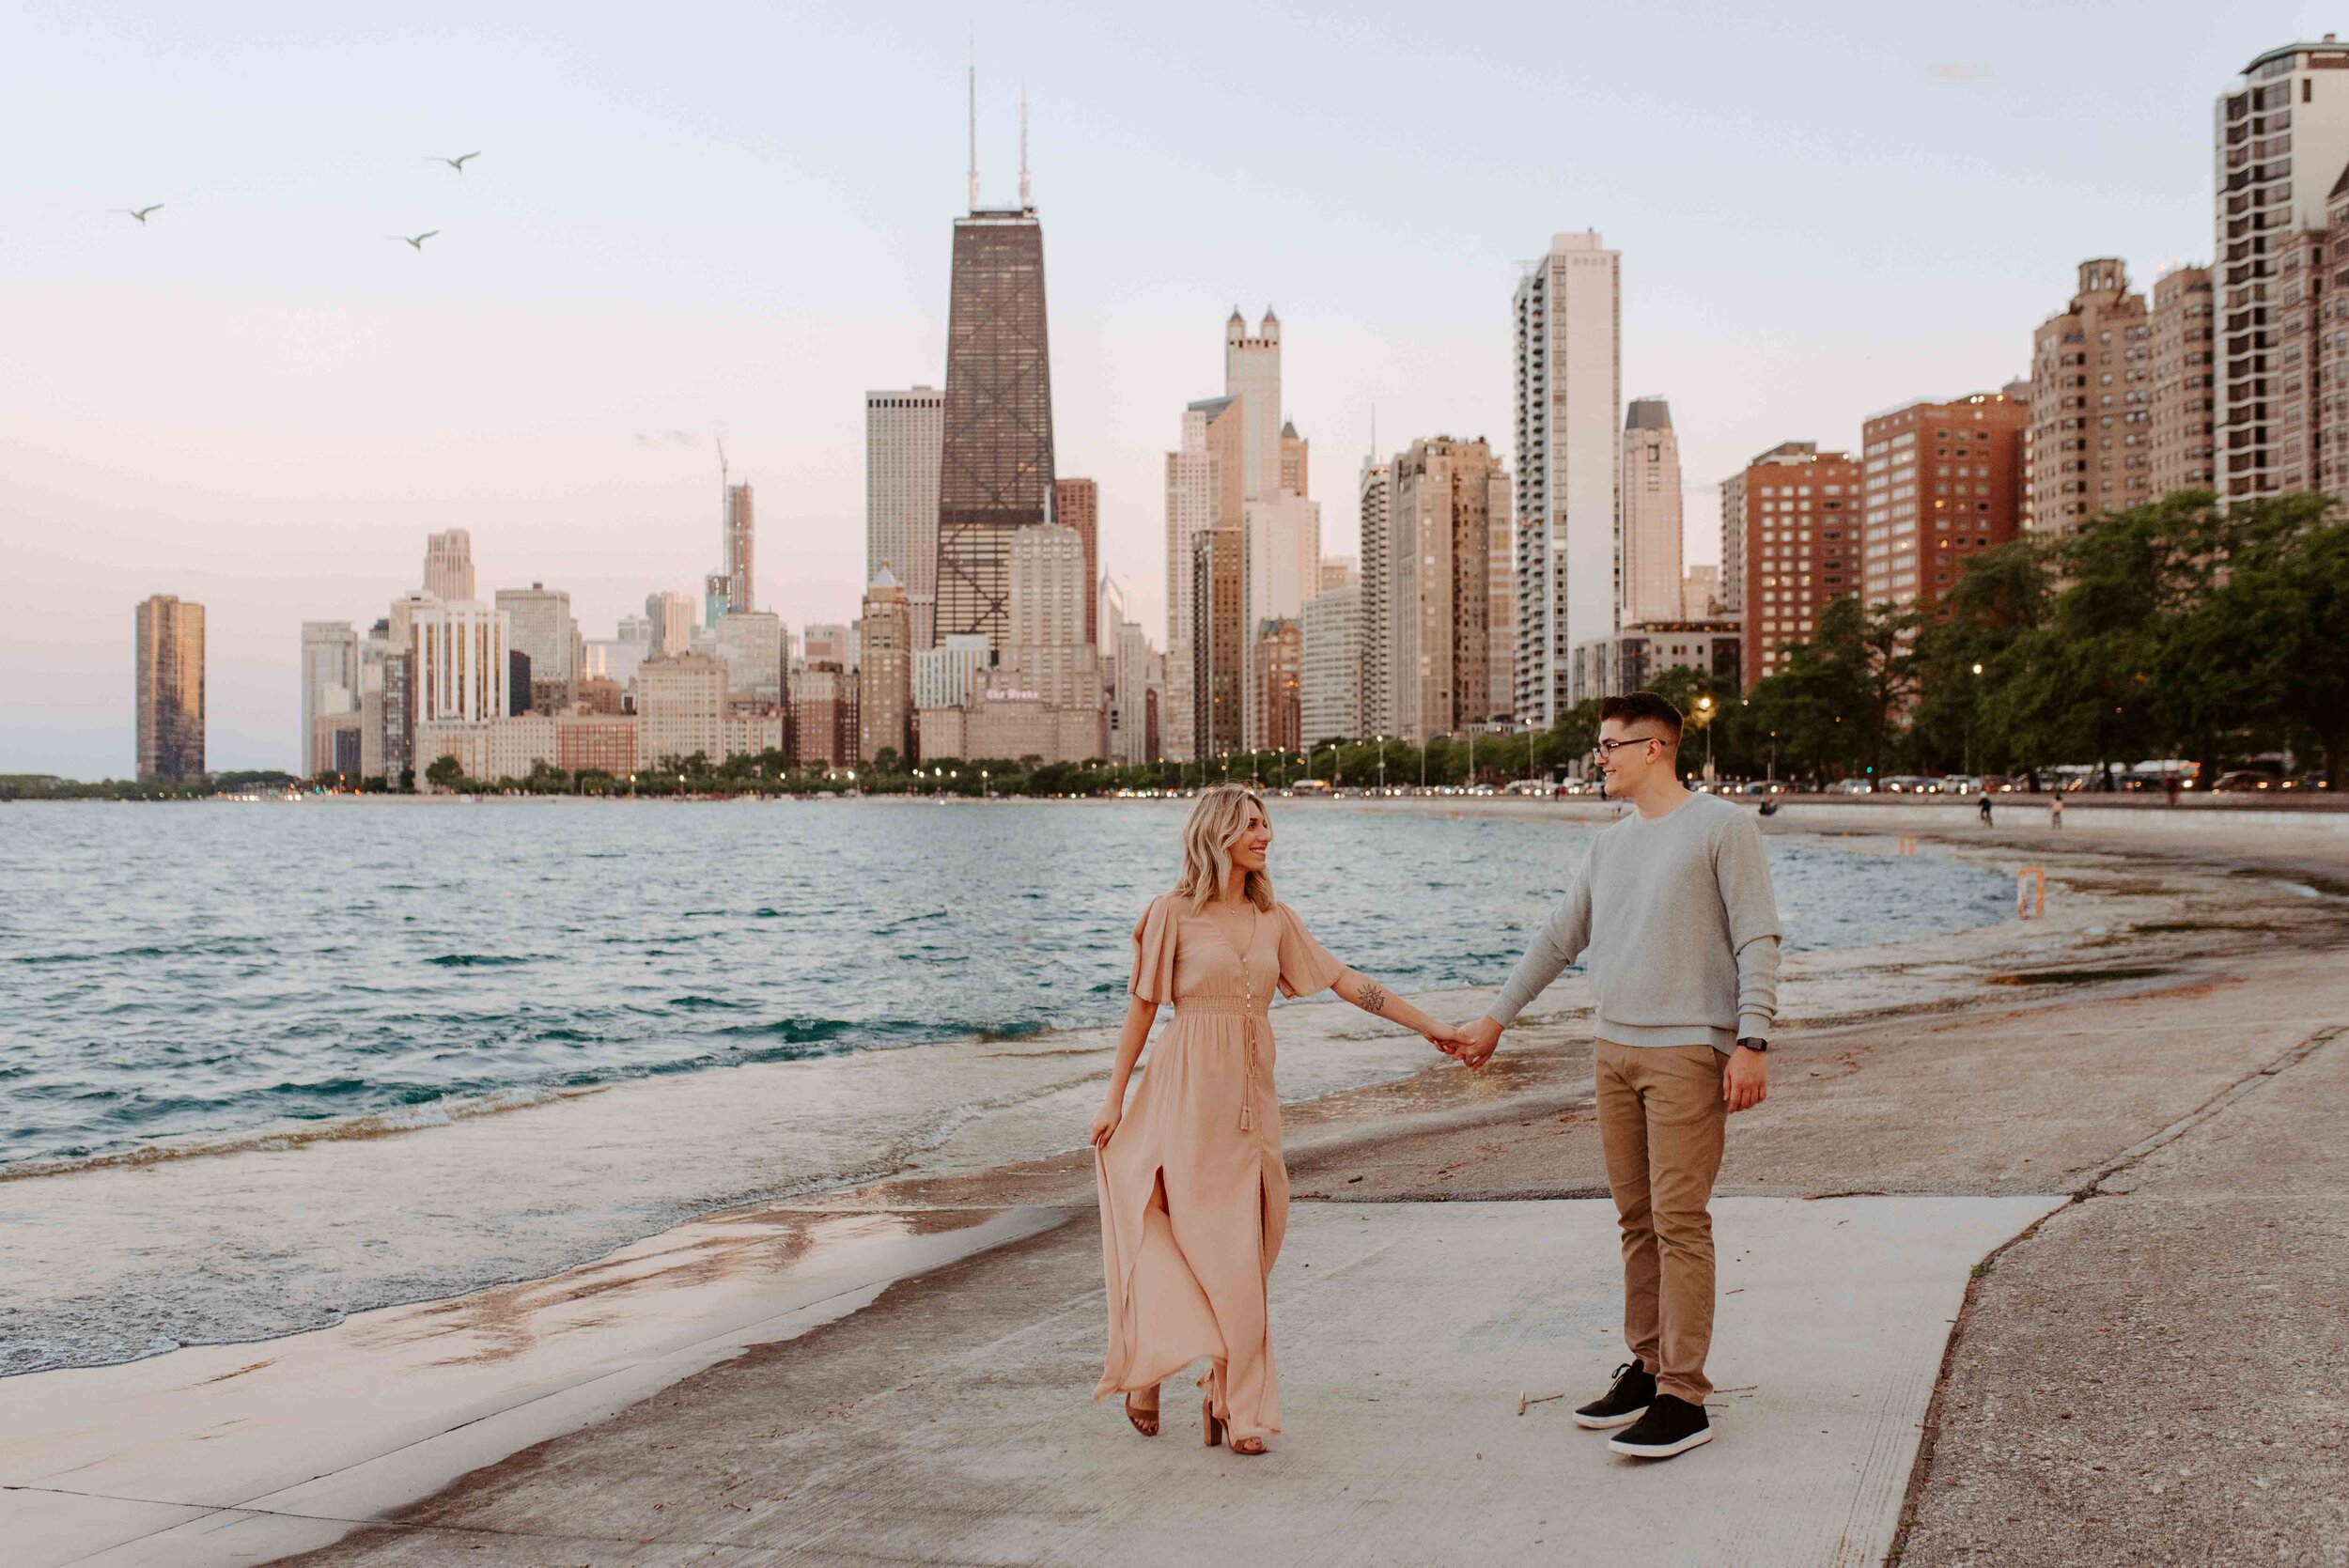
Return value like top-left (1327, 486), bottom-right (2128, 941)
top-left (1376, 734), bottom-right (1388, 795)
top-left (1966, 661), bottom-right (1983, 779)
top-left (1696, 694), bottom-right (1715, 782)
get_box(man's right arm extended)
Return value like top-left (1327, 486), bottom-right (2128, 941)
top-left (1456, 859), bottom-right (1594, 1067)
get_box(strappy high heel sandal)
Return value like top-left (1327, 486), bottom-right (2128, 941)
top-left (1124, 1387), bottom-right (1159, 1437)
top-left (1202, 1395), bottom-right (1267, 1455)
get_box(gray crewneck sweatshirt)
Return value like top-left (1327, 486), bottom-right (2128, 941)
top-left (1487, 792), bottom-right (1781, 1052)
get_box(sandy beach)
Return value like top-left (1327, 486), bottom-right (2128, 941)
top-left (6, 800), bottom-right (2346, 1567)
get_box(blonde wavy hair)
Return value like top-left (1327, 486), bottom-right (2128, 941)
top-left (1173, 784), bottom-right (1275, 912)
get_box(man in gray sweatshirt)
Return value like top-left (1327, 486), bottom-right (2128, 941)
top-left (1453, 691), bottom-right (1780, 1461)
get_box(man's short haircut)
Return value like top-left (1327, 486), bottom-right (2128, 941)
top-left (1599, 691), bottom-right (1684, 742)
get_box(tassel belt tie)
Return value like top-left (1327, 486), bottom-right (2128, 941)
top-left (1172, 996), bottom-right (1272, 1131)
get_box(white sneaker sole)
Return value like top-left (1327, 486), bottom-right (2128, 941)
top-left (1571, 1405), bottom-right (1648, 1430)
top-left (1608, 1425), bottom-right (1713, 1458)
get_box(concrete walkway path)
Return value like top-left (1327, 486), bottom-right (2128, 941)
top-left (1895, 1025), bottom-right (2349, 1565)
top-left (0, 1210), bottom-right (1065, 1568)
top-left (210, 1194), bottom-right (2057, 1568)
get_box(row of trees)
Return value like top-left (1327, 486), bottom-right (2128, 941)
top-left (1723, 492), bottom-right (2347, 788)
top-left (412, 735), bottom-right (1586, 800)
top-left (1, 770), bottom-right (299, 801)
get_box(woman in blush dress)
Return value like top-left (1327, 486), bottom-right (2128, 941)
top-left (1089, 784), bottom-right (1468, 1454)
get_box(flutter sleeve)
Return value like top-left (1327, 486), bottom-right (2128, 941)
top-left (1274, 902), bottom-right (1346, 999)
top-left (1129, 894), bottom-right (1178, 1006)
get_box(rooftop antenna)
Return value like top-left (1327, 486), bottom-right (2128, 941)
top-left (1019, 79), bottom-right (1031, 210)
top-left (967, 38), bottom-right (979, 211)
top-left (716, 436), bottom-right (731, 565)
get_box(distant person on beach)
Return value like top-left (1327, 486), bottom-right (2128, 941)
top-left (1979, 789), bottom-right (1994, 826)
top-left (1450, 691), bottom-right (1780, 1461)
top-left (1090, 784), bottom-right (1470, 1455)
top-left (2050, 796), bottom-right (2063, 831)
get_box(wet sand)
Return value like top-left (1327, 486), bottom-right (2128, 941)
top-left (6, 803), bottom-right (2347, 1566)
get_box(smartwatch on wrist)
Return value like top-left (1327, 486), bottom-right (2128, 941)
top-left (1736, 1036), bottom-right (1768, 1054)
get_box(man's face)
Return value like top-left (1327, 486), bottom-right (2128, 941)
top-left (1597, 717), bottom-right (1671, 791)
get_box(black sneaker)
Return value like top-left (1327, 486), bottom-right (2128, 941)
top-left (1607, 1393), bottom-right (1712, 1458)
top-left (1570, 1360), bottom-right (1656, 1430)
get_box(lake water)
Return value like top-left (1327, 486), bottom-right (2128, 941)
top-left (0, 798), bottom-right (2020, 1375)
top-left (1, 797), bottom-right (2015, 1173)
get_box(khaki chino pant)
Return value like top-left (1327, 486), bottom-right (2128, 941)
top-left (1595, 1039), bottom-right (1728, 1405)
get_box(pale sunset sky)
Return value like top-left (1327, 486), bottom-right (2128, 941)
top-left (0, 1), bottom-right (2326, 776)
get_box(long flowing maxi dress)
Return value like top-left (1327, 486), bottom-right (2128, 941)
top-left (1093, 894), bottom-right (1346, 1446)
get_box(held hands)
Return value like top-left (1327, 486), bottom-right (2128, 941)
top-left (1451, 1017), bottom-right (1504, 1070)
top-left (1419, 1019), bottom-right (1476, 1057)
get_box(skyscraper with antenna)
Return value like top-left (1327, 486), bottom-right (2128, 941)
top-left (933, 54), bottom-right (1056, 651)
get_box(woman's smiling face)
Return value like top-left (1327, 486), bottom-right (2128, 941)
top-left (1226, 798), bottom-right (1272, 874)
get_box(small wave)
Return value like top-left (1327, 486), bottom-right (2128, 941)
top-left (19, 943), bottom-right (183, 965)
top-left (0, 1085), bottom-right (597, 1184)
top-left (259, 1077), bottom-right (375, 1101)
top-left (875, 909), bottom-right (949, 932)
top-left (426, 954), bottom-right (534, 968)
top-left (705, 1016), bottom-right (859, 1046)
top-left (666, 994), bottom-right (749, 1012)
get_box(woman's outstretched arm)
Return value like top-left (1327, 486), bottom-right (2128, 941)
top-left (1091, 994), bottom-right (1160, 1148)
top-left (1331, 969), bottom-right (1471, 1055)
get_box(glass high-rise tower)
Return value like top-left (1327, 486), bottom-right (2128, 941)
top-left (1513, 230), bottom-right (1621, 722)
top-left (135, 595), bottom-right (206, 782)
top-left (935, 202), bottom-right (1056, 650)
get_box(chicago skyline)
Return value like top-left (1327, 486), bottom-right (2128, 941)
top-left (8, 15), bottom-right (2304, 776)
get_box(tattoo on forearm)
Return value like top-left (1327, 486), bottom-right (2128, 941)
top-left (1354, 978), bottom-right (1389, 1016)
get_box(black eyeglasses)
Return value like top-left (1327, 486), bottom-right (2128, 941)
top-left (1593, 735), bottom-right (1664, 759)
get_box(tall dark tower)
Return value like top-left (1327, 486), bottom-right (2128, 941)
top-left (934, 73), bottom-right (1055, 649)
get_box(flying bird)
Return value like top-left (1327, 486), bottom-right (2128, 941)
top-left (113, 205), bottom-right (164, 224)
top-left (388, 230), bottom-right (441, 250)
top-left (434, 152), bottom-right (480, 172)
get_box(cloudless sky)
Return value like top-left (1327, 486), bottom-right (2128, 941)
top-left (0, 1), bottom-right (2329, 776)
